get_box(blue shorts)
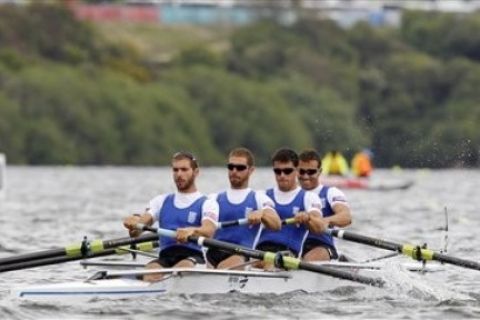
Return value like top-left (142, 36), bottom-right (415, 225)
top-left (157, 246), bottom-right (205, 267)
top-left (256, 241), bottom-right (298, 257)
top-left (302, 238), bottom-right (338, 259)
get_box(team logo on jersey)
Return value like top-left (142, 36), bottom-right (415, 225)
top-left (244, 207), bottom-right (253, 217)
top-left (187, 211), bottom-right (198, 223)
top-left (321, 199), bottom-right (326, 208)
top-left (292, 206), bottom-right (300, 215)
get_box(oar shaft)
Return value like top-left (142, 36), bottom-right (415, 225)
top-left (0, 241), bottom-right (158, 273)
top-left (198, 237), bottom-right (384, 287)
top-left (0, 234), bottom-right (159, 269)
top-left (218, 217), bottom-right (296, 229)
top-left (0, 250), bottom-right (115, 273)
top-left (330, 229), bottom-right (402, 252)
top-left (297, 261), bottom-right (385, 287)
top-left (143, 225), bottom-right (385, 288)
top-left (0, 248), bottom-right (69, 265)
top-left (433, 252), bottom-right (480, 271)
top-left (330, 229), bottom-right (480, 271)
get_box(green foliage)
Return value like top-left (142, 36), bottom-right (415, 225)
top-left (401, 10), bottom-right (480, 61)
top-left (227, 21), bottom-right (295, 78)
top-left (0, 64), bottom-right (221, 165)
top-left (0, 93), bottom-right (26, 162)
top-left (0, 5), bottom-right (479, 167)
top-left (172, 46), bottom-right (223, 68)
top-left (0, 3), bottom-right (99, 63)
top-left (161, 66), bottom-right (312, 164)
top-left (270, 76), bottom-right (368, 158)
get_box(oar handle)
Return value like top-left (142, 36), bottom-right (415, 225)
top-left (218, 218), bottom-right (248, 229)
top-left (135, 223), bottom-right (174, 236)
top-left (217, 217), bottom-right (296, 229)
top-left (282, 218), bottom-right (296, 225)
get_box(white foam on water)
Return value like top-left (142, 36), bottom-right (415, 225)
top-left (378, 261), bottom-right (474, 302)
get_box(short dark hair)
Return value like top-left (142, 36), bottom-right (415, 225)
top-left (229, 147), bottom-right (255, 167)
top-left (299, 149), bottom-right (321, 167)
top-left (271, 148), bottom-right (299, 167)
top-left (172, 151), bottom-right (198, 169)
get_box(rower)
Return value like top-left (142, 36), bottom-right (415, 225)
top-left (123, 151), bottom-right (219, 281)
top-left (298, 149), bottom-right (352, 261)
top-left (255, 148), bottom-right (326, 268)
top-left (206, 147), bottom-right (281, 270)
top-left (321, 150), bottom-right (349, 176)
top-left (351, 149), bottom-right (373, 178)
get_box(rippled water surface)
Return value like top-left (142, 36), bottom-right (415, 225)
top-left (1, 167), bottom-right (480, 319)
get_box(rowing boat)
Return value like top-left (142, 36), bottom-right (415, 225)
top-left (322, 176), bottom-right (414, 191)
top-left (7, 222), bottom-right (478, 302)
top-left (12, 260), bottom-right (442, 301)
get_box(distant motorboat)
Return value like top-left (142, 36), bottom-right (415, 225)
top-left (321, 175), bottom-right (414, 191)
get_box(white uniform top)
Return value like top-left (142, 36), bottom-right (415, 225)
top-left (147, 191), bottom-right (219, 226)
top-left (209, 188), bottom-right (275, 210)
top-left (311, 185), bottom-right (349, 208)
top-left (270, 186), bottom-right (323, 216)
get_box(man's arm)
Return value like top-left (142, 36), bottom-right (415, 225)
top-left (295, 191), bottom-right (327, 234)
top-left (304, 211), bottom-right (327, 234)
top-left (324, 188), bottom-right (352, 228)
top-left (123, 212), bottom-right (154, 237)
top-left (248, 207), bottom-right (281, 231)
top-left (248, 192), bottom-right (281, 230)
top-left (176, 219), bottom-right (217, 242)
top-left (176, 198), bottom-right (219, 243)
top-left (324, 203), bottom-right (352, 228)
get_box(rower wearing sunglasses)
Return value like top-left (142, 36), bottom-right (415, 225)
top-left (298, 149), bottom-right (352, 261)
top-left (255, 148), bottom-right (326, 267)
top-left (206, 147), bottom-right (281, 269)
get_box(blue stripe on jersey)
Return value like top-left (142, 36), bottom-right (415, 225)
top-left (307, 186), bottom-right (335, 248)
top-left (257, 188), bottom-right (308, 254)
top-left (158, 194), bottom-right (206, 252)
top-left (214, 191), bottom-right (259, 248)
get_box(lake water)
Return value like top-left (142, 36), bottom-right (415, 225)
top-left (0, 167), bottom-right (479, 319)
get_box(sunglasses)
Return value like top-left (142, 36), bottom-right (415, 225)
top-left (273, 168), bottom-right (295, 176)
top-left (299, 169), bottom-right (318, 176)
top-left (227, 163), bottom-right (248, 172)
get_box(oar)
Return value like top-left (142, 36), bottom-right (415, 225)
top-left (137, 224), bottom-right (385, 288)
top-left (0, 246), bottom-right (148, 273)
top-left (218, 217), bottom-right (296, 228)
top-left (0, 234), bottom-right (159, 272)
top-left (0, 219), bottom-right (284, 269)
top-left (329, 229), bottom-right (480, 271)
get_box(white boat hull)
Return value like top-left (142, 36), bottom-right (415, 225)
top-left (12, 261), bottom-right (442, 301)
top-left (13, 268), bottom-right (357, 300)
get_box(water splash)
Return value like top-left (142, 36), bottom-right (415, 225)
top-left (379, 262), bottom-right (474, 302)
